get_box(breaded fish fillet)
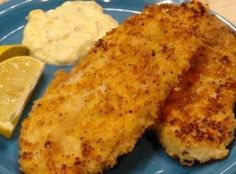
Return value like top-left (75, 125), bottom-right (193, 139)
top-left (157, 12), bottom-right (236, 166)
top-left (20, 2), bottom-right (213, 173)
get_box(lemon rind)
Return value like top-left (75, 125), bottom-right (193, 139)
top-left (0, 45), bottom-right (29, 63)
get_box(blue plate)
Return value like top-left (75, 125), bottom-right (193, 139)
top-left (0, 0), bottom-right (235, 174)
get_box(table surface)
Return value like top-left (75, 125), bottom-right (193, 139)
top-left (208, 0), bottom-right (236, 24)
top-left (0, 0), bottom-right (235, 24)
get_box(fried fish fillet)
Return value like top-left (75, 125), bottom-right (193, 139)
top-left (157, 11), bottom-right (236, 166)
top-left (20, 2), bottom-right (213, 173)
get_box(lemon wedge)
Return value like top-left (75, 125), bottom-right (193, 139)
top-left (0, 45), bottom-right (29, 62)
top-left (0, 56), bottom-right (44, 138)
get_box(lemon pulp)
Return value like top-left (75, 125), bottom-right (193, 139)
top-left (0, 56), bottom-right (44, 138)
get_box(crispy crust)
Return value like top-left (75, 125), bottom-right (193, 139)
top-left (19, 1), bottom-right (225, 173)
top-left (157, 7), bottom-right (236, 165)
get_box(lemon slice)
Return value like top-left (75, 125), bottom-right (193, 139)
top-left (0, 56), bottom-right (44, 138)
top-left (0, 45), bottom-right (29, 63)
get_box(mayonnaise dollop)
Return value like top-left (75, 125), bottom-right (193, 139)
top-left (22, 1), bottom-right (118, 65)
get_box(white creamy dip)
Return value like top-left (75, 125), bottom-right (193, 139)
top-left (22, 1), bottom-right (118, 65)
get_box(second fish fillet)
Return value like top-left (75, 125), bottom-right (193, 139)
top-left (156, 12), bottom-right (236, 166)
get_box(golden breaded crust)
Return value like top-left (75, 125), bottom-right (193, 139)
top-left (20, 2), bottom-right (216, 173)
top-left (157, 11), bottom-right (236, 165)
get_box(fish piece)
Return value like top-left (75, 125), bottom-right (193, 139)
top-left (156, 14), bottom-right (236, 166)
top-left (19, 2), bottom-right (212, 173)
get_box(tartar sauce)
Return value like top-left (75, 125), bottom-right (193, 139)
top-left (22, 1), bottom-right (118, 65)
